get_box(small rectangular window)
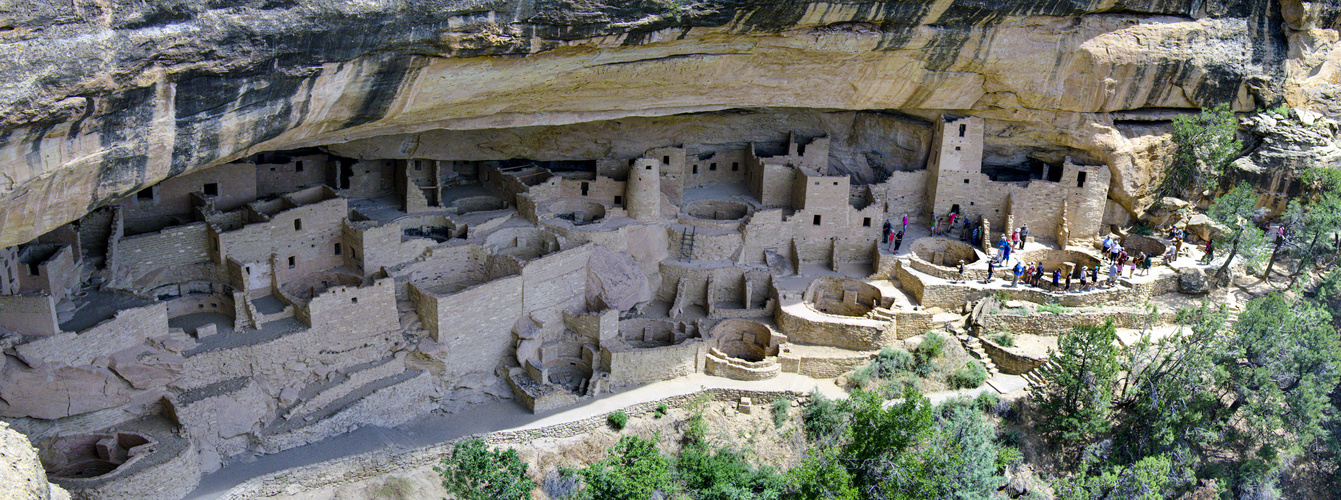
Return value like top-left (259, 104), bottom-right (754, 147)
top-left (1077, 171), bottom-right (1087, 188)
top-left (294, 219), bottom-right (302, 231)
top-left (351, 297), bottom-right (358, 304)
top-left (732, 162), bottom-right (739, 171)
top-left (862, 217), bottom-right (871, 227)
top-left (414, 160), bottom-right (421, 171)
top-left (645, 165), bottom-right (652, 170)
top-left (288, 256), bottom-right (296, 269)
top-left (955, 146), bottom-right (961, 151)
top-left (27, 263), bottom-right (40, 276)
top-left (136, 188), bottom-right (154, 200)
top-left (295, 161), bottom-right (304, 172)
top-left (580, 182), bottom-right (589, 196)
top-left (813, 215), bottom-right (822, 226)
top-left (958, 124), bottom-right (967, 137)
top-left (964, 179), bottom-right (970, 184)
top-left (662, 156), bottom-right (670, 164)
top-left (613, 195), bottom-right (623, 205)
top-left (709, 163), bottom-right (717, 171)
top-left (334, 243), bottom-right (342, 255)
top-left (203, 183), bottom-right (218, 196)
top-left (692, 165), bottom-right (698, 174)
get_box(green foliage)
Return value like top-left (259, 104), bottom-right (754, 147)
top-left (607, 410), bottom-right (628, 430)
top-left (772, 397), bottom-right (791, 428)
top-left (989, 332), bottom-right (1015, 347)
top-left (1270, 104), bottom-right (1290, 117)
top-left (577, 434), bottom-right (672, 500)
top-left (433, 438), bottom-right (535, 500)
top-left (801, 391), bottom-right (849, 446)
top-left (1164, 103), bottom-right (1241, 197)
top-left (683, 411), bottom-right (709, 445)
top-left (1031, 319), bottom-right (1122, 442)
top-left (915, 331), bottom-right (945, 363)
top-left (782, 447), bottom-right (859, 500)
top-left (654, 403), bottom-right (668, 419)
top-left (1054, 453), bottom-right (1177, 500)
top-left (676, 444), bottom-right (784, 500)
top-left (1037, 300), bottom-right (1068, 314)
top-left (872, 347), bottom-right (914, 378)
top-left (1206, 183), bottom-right (1268, 280)
top-left (1131, 223), bottom-right (1154, 236)
top-left (1300, 167), bottom-right (1341, 197)
top-left (948, 360), bottom-right (988, 389)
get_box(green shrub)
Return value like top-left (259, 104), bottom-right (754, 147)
top-left (872, 347), bottom-right (914, 378)
top-left (1131, 223), bottom-right (1153, 236)
top-left (654, 403), bottom-right (667, 419)
top-left (916, 332), bottom-right (946, 363)
top-left (996, 446), bottom-right (1023, 472)
top-left (1037, 301), bottom-right (1068, 314)
top-left (989, 332), bottom-right (1015, 347)
top-left (683, 411), bottom-right (708, 445)
top-left (676, 444), bottom-right (785, 500)
top-left (802, 391), bottom-right (849, 445)
top-left (608, 411), bottom-right (628, 430)
top-left (949, 360), bottom-right (988, 389)
top-left (772, 397), bottom-right (791, 427)
top-left (974, 391), bottom-right (1001, 412)
top-left (433, 438), bottom-right (535, 500)
top-left (578, 434), bottom-right (672, 500)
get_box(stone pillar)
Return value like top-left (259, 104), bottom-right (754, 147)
top-left (626, 158), bottom-right (662, 222)
top-left (980, 218), bottom-right (992, 253)
top-left (1057, 199), bottom-right (1070, 246)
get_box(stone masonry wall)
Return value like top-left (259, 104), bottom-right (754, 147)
top-left (16, 302), bottom-right (166, 367)
top-left (0, 295), bottom-right (59, 336)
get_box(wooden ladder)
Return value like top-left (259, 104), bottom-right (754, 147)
top-left (680, 227), bottom-right (696, 261)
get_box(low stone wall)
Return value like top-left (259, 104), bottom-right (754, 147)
top-left (704, 350), bottom-right (781, 381)
top-left (977, 307), bottom-right (1178, 336)
top-left (977, 336), bottom-right (1045, 375)
top-left (775, 299), bottom-right (892, 351)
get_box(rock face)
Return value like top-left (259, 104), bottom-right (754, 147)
top-left (0, 421), bottom-right (71, 500)
top-left (0, 0), bottom-right (1335, 247)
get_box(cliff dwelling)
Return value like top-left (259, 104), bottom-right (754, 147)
top-left (1, 1), bottom-right (1339, 499)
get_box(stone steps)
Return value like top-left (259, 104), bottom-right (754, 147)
top-left (957, 335), bottom-right (1000, 379)
top-left (1021, 359), bottom-right (1060, 388)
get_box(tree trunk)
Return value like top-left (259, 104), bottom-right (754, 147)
top-left (1288, 232), bottom-right (1323, 288)
top-left (1214, 239), bottom-right (1239, 285)
top-left (1264, 239), bottom-right (1282, 281)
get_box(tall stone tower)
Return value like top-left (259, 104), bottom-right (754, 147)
top-left (626, 158), bottom-right (662, 222)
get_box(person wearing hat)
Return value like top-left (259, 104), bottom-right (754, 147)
top-left (1012, 260), bottom-right (1023, 287)
top-left (956, 260), bottom-right (966, 283)
top-left (1018, 223), bottom-right (1029, 249)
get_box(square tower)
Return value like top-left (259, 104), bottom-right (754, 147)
top-left (925, 115), bottom-right (985, 220)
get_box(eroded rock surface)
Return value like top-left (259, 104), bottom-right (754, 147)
top-left (0, 0), bottom-right (1335, 246)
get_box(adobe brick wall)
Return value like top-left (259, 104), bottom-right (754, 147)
top-left (601, 339), bottom-right (709, 387)
top-left (303, 278), bottom-right (399, 343)
top-left (416, 275), bottom-right (523, 375)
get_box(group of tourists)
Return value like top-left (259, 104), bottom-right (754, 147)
top-left (1101, 235), bottom-right (1152, 277)
top-left (882, 214), bottom-right (910, 254)
top-left (1007, 261), bottom-right (1111, 292)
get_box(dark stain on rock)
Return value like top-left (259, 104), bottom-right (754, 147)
top-left (93, 86), bottom-right (157, 204)
top-left (342, 56), bottom-right (418, 129)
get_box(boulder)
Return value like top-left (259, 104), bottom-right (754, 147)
top-left (108, 345), bottom-right (185, 390)
top-left (585, 246), bottom-right (651, 312)
top-left (1184, 214), bottom-right (1228, 243)
top-left (1178, 267), bottom-right (1210, 294)
top-left (0, 359), bottom-right (134, 419)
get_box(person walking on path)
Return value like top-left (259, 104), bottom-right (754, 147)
top-left (892, 231), bottom-right (904, 254)
top-left (997, 235), bottom-right (1008, 262)
top-left (956, 260), bottom-right (966, 283)
top-left (1052, 269), bottom-right (1061, 292)
top-left (1091, 265), bottom-right (1101, 289)
top-left (902, 213), bottom-right (909, 234)
top-left (1141, 252), bottom-right (1152, 276)
top-left (1034, 264), bottom-right (1045, 288)
top-left (1024, 262), bottom-right (1035, 286)
top-left (1018, 224), bottom-right (1029, 249)
top-left (1064, 268), bottom-right (1072, 292)
top-left (985, 259), bottom-right (995, 283)
top-left (1010, 229), bottom-right (1019, 250)
top-left (1012, 261), bottom-right (1023, 287)
top-left (1077, 267), bottom-right (1087, 291)
top-left (1200, 238), bottom-right (1215, 264)
top-left (1108, 262), bottom-right (1119, 287)
top-left (882, 219), bottom-right (893, 246)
